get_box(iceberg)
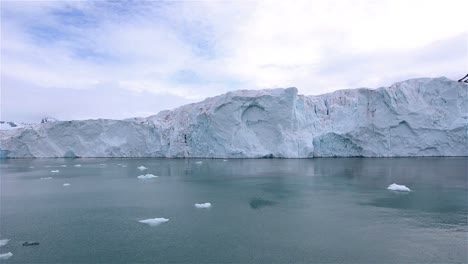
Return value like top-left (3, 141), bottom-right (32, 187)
top-left (63, 183), bottom-right (71, 187)
top-left (1, 77), bottom-right (466, 158)
top-left (137, 174), bottom-right (158, 180)
top-left (195, 203), bottom-right (212, 208)
top-left (387, 183), bottom-right (411, 192)
top-left (51, 170), bottom-right (59, 173)
top-left (0, 252), bottom-right (12, 260)
top-left (40, 177), bottom-right (53, 180)
top-left (138, 218), bottom-right (169, 226)
top-left (0, 239), bottom-right (9, 247)
top-left (137, 166), bottom-right (148, 171)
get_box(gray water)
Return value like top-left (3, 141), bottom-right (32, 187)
top-left (0, 158), bottom-right (467, 263)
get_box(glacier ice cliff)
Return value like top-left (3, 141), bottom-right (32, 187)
top-left (1, 77), bottom-right (467, 158)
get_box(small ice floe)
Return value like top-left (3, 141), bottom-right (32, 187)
top-left (195, 203), bottom-right (212, 209)
top-left (137, 166), bottom-right (148, 171)
top-left (121, 165), bottom-right (127, 168)
top-left (40, 177), bottom-right (53, 180)
top-left (60, 165), bottom-right (67, 167)
top-left (51, 170), bottom-right (59, 173)
top-left (195, 161), bottom-right (203, 164)
top-left (117, 163), bottom-right (122, 166)
top-left (387, 183), bottom-right (411, 192)
top-left (0, 239), bottom-right (9, 247)
top-left (63, 183), bottom-right (71, 187)
top-left (74, 164), bottom-right (82, 167)
top-left (138, 218), bottom-right (169, 226)
top-left (0, 252), bottom-right (12, 260)
top-left (137, 174), bottom-right (158, 180)
top-left (223, 160), bottom-right (228, 162)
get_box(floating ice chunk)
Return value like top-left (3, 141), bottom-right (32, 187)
top-left (137, 166), bottom-right (148, 171)
top-left (60, 165), bottom-right (67, 167)
top-left (0, 252), bottom-right (12, 259)
top-left (195, 203), bottom-right (212, 208)
top-left (139, 218), bottom-right (169, 226)
top-left (195, 161), bottom-right (203, 164)
top-left (63, 183), bottom-right (71, 187)
top-left (74, 164), bottom-right (82, 167)
top-left (121, 165), bottom-right (127, 167)
top-left (137, 174), bottom-right (158, 180)
top-left (387, 183), bottom-right (411, 192)
top-left (0, 239), bottom-right (9, 247)
top-left (117, 163), bottom-right (122, 166)
top-left (40, 177), bottom-right (53, 180)
top-left (223, 160), bottom-right (228, 162)
top-left (51, 170), bottom-right (59, 173)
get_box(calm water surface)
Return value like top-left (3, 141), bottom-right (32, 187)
top-left (0, 158), bottom-right (467, 263)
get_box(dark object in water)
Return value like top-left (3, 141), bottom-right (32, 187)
top-left (22, 242), bottom-right (40, 246)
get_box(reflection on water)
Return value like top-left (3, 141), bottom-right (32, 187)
top-left (0, 157), bottom-right (467, 263)
top-left (249, 198), bottom-right (277, 209)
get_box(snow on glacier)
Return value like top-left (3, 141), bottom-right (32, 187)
top-left (195, 203), bottom-right (212, 208)
top-left (387, 183), bottom-right (411, 192)
top-left (137, 174), bottom-right (158, 180)
top-left (139, 218), bottom-right (169, 226)
top-left (0, 77), bottom-right (466, 158)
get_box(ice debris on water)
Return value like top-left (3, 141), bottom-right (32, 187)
top-left (0, 252), bottom-right (12, 260)
top-left (137, 166), bottom-right (148, 171)
top-left (51, 170), bottom-right (59, 173)
top-left (195, 203), bottom-right (212, 208)
top-left (63, 183), bottom-right (71, 187)
top-left (137, 174), bottom-right (158, 180)
top-left (195, 161), bottom-right (203, 164)
top-left (74, 164), bottom-right (82, 167)
top-left (60, 165), bottom-right (67, 167)
top-left (139, 218), bottom-right (169, 226)
top-left (40, 177), bottom-right (53, 180)
top-left (387, 183), bottom-right (411, 192)
top-left (0, 239), bottom-right (9, 247)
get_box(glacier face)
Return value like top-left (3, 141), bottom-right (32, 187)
top-left (1, 77), bottom-right (467, 158)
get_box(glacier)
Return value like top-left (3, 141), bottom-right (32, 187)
top-left (0, 77), bottom-right (467, 158)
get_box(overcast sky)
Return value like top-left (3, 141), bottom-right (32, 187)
top-left (1, 0), bottom-right (466, 122)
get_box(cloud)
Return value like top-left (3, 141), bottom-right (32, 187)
top-left (1, 0), bottom-right (466, 122)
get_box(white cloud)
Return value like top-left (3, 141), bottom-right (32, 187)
top-left (1, 0), bottom-right (466, 122)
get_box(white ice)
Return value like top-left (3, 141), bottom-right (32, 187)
top-left (40, 177), bottom-right (53, 180)
top-left (195, 161), bottom-right (203, 164)
top-left (137, 166), bottom-right (148, 171)
top-left (63, 183), bottom-right (71, 187)
top-left (387, 183), bottom-right (411, 192)
top-left (60, 165), bottom-right (67, 167)
top-left (74, 164), bottom-right (82, 167)
top-left (139, 218), bottom-right (169, 226)
top-left (195, 203), bottom-right (212, 208)
top-left (137, 174), bottom-right (158, 180)
top-left (51, 170), bottom-right (59, 173)
top-left (0, 252), bottom-right (12, 260)
top-left (0, 239), bottom-right (9, 247)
